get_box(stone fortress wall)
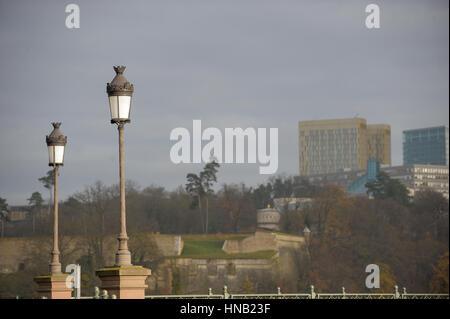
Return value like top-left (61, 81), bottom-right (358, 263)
top-left (222, 231), bottom-right (305, 254)
top-left (0, 231), bottom-right (309, 294)
top-left (150, 231), bottom-right (309, 294)
top-left (0, 234), bottom-right (183, 273)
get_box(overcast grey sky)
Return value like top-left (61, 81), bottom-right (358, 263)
top-left (0, 0), bottom-right (448, 204)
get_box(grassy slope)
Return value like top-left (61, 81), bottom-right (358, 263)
top-left (168, 235), bottom-right (277, 259)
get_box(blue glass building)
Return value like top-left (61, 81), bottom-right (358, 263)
top-left (348, 157), bottom-right (380, 195)
top-left (403, 126), bottom-right (449, 166)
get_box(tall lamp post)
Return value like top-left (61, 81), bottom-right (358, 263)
top-left (107, 66), bottom-right (133, 266)
top-left (96, 66), bottom-right (150, 299)
top-left (46, 122), bottom-right (67, 274)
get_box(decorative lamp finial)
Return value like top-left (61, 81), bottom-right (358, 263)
top-left (113, 66), bottom-right (126, 75)
top-left (107, 66), bottom-right (133, 96)
top-left (46, 122), bottom-right (67, 147)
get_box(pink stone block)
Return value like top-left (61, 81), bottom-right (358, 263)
top-left (34, 273), bottom-right (73, 299)
top-left (96, 265), bottom-right (151, 299)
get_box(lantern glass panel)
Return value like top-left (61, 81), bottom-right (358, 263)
top-left (109, 96), bottom-right (131, 121)
top-left (48, 145), bottom-right (65, 165)
top-left (118, 96), bottom-right (131, 119)
top-left (109, 96), bottom-right (119, 120)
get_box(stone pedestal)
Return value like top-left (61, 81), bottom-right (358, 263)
top-left (96, 265), bottom-right (151, 299)
top-left (34, 273), bottom-right (73, 299)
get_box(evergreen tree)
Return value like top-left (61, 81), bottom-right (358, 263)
top-left (200, 159), bottom-right (220, 234)
top-left (38, 170), bottom-right (54, 215)
top-left (185, 158), bottom-right (220, 233)
top-left (366, 171), bottom-right (410, 205)
top-left (27, 192), bottom-right (44, 234)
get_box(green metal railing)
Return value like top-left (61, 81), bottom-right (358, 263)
top-left (58, 285), bottom-right (448, 299)
top-left (78, 287), bottom-right (117, 299)
top-left (143, 285), bottom-right (449, 300)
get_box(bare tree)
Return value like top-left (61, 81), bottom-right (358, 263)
top-left (73, 181), bottom-right (115, 267)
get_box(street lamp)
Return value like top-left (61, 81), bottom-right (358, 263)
top-left (107, 66), bottom-right (133, 124)
top-left (46, 122), bottom-right (67, 274)
top-left (107, 66), bottom-right (134, 266)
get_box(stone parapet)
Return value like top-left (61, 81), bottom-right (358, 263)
top-left (222, 231), bottom-right (277, 254)
top-left (34, 273), bottom-right (73, 299)
top-left (96, 265), bottom-right (151, 299)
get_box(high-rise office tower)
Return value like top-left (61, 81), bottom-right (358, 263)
top-left (298, 118), bottom-right (391, 176)
top-left (403, 126), bottom-right (449, 166)
top-left (367, 124), bottom-right (391, 166)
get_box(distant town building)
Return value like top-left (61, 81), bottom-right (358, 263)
top-left (306, 168), bottom-right (366, 190)
top-left (383, 164), bottom-right (449, 199)
top-left (403, 126), bottom-right (449, 166)
top-left (367, 124), bottom-right (391, 167)
top-left (305, 160), bottom-right (449, 199)
top-left (347, 157), bottom-right (380, 194)
top-left (298, 118), bottom-right (391, 176)
top-left (7, 206), bottom-right (30, 222)
top-left (273, 198), bottom-right (313, 213)
top-left (256, 206), bottom-right (281, 231)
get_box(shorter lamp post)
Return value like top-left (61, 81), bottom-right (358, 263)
top-left (33, 122), bottom-right (71, 299)
top-left (46, 122), bottom-right (67, 274)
